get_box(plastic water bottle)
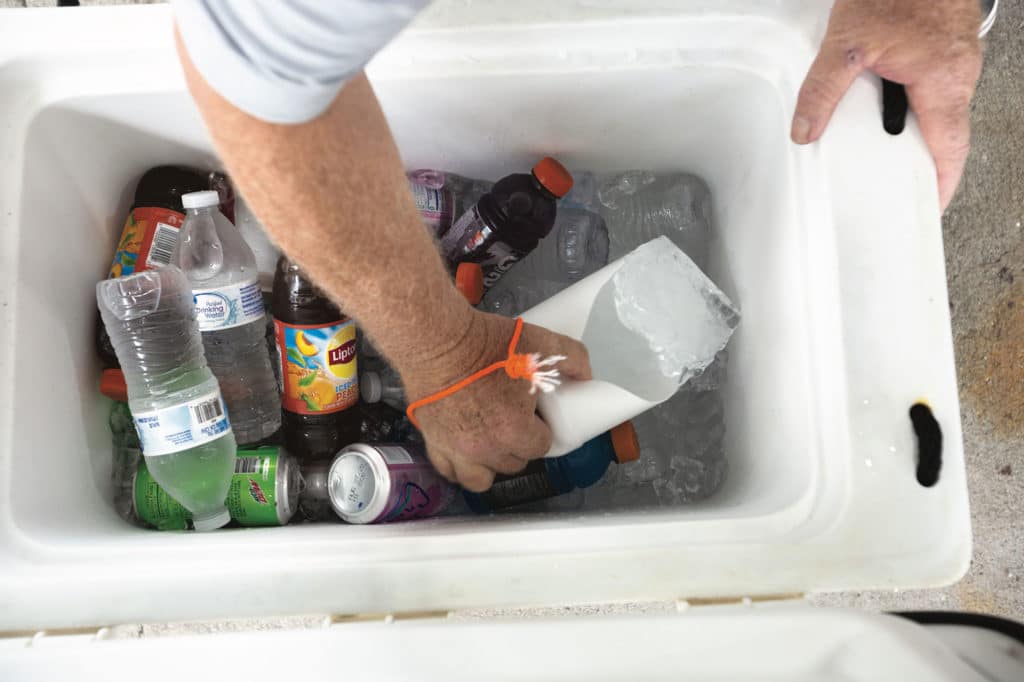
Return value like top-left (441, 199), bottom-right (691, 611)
top-left (462, 422), bottom-right (639, 513)
top-left (233, 194), bottom-right (281, 291)
top-left (360, 366), bottom-right (406, 411)
top-left (598, 171), bottom-right (713, 267)
top-left (97, 267), bottom-right (236, 531)
top-left (115, 445), bottom-right (301, 530)
top-left (174, 191), bottom-right (281, 445)
top-left (407, 169), bottom-right (493, 239)
top-left (480, 279), bottom-right (566, 318)
top-left (109, 401), bottom-right (142, 525)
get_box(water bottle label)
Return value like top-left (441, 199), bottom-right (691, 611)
top-left (133, 391), bottom-right (232, 456)
top-left (108, 206), bottom-right (184, 278)
top-left (408, 181), bottom-right (453, 236)
top-left (192, 281), bottom-right (265, 331)
top-left (275, 318), bottom-right (359, 415)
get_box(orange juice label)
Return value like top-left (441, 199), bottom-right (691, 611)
top-left (276, 318), bottom-right (359, 415)
top-left (108, 206), bottom-right (184, 278)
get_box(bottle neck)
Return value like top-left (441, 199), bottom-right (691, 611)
top-left (559, 432), bottom-right (616, 489)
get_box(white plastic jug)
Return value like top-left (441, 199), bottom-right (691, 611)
top-left (523, 237), bottom-right (737, 457)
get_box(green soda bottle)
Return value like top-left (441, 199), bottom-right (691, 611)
top-left (97, 267), bottom-right (236, 531)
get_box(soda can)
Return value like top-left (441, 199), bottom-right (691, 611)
top-left (133, 446), bottom-right (300, 529)
top-left (327, 443), bottom-right (455, 524)
top-left (226, 447), bottom-right (301, 526)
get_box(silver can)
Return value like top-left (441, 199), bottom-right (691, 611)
top-left (327, 443), bottom-right (455, 524)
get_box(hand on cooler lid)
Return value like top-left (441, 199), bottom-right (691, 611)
top-left (398, 311), bottom-right (592, 492)
top-left (791, 0), bottom-right (983, 211)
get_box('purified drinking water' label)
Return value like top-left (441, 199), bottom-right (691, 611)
top-left (133, 391), bottom-right (232, 456)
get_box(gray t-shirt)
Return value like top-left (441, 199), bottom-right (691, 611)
top-left (173, 0), bottom-right (429, 124)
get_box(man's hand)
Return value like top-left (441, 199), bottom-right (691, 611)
top-left (398, 311), bottom-right (591, 492)
top-left (791, 0), bottom-right (983, 210)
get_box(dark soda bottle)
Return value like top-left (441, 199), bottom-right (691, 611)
top-left (96, 166), bottom-right (209, 367)
top-left (272, 256), bottom-right (361, 460)
top-left (438, 157), bottom-right (573, 290)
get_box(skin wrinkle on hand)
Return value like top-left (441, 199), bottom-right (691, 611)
top-left (792, 0), bottom-right (983, 211)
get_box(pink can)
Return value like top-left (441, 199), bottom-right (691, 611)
top-left (327, 443), bottom-right (455, 524)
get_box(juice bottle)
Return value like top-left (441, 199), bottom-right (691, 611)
top-left (96, 166), bottom-right (210, 367)
top-left (439, 157), bottom-right (573, 290)
top-left (272, 256), bottom-right (360, 460)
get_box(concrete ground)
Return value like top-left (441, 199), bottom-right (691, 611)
top-left (2, 0), bottom-right (1020, 632)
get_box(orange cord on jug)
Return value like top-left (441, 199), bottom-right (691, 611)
top-left (405, 318), bottom-right (565, 429)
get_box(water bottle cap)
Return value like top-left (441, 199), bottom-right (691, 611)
top-left (455, 262), bottom-right (484, 305)
top-left (181, 190), bottom-right (221, 209)
top-left (610, 421), bottom-right (641, 463)
top-left (99, 369), bottom-right (128, 402)
top-left (361, 371), bottom-right (383, 403)
top-left (532, 157), bottom-right (574, 198)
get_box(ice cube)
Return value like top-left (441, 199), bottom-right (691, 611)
top-left (597, 170), bottom-right (656, 209)
top-left (582, 237), bottom-right (739, 400)
top-left (620, 446), bottom-right (668, 485)
top-left (685, 350), bottom-right (729, 393)
top-left (669, 455), bottom-right (728, 502)
top-left (599, 172), bottom-right (713, 268)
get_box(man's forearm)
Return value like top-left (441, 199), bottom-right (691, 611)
top-left (176, 31), bottom-right (474, 375)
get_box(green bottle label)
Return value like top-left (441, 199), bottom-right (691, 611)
top-left (134, 447), bottom-right (284, 529)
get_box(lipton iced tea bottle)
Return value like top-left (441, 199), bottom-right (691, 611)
top-left (96, 166), bottom-right (210, 367)
top-left (272, 256), bottom-right (360, 460)
top-left (439, 157), bottom-right (573, 290)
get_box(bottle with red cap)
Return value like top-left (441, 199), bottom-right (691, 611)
top-left (462, 422), bottom-right (640, 513)
top-left (439, 157), bottom-right (574, 290)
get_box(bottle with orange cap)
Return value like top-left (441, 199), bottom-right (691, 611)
top-left (461, 421), bottom-right (640, 513)
top-left (439, 157), bottom-right (574, 290)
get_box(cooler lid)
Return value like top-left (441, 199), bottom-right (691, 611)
top-left (0, 607), bottom-right (1012, 682)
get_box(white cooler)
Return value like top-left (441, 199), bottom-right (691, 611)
top-left (0, 2), bottom-right (1006, 680)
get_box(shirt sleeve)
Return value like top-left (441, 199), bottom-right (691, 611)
top-left (172, 0), bottom-right (430, 124)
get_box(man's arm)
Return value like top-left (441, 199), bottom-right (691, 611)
top-left (791, 0), bottom-right (983, 211)
top-left (175, 32), bottom-right (590, 492)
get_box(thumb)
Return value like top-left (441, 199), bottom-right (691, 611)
top-left (519, 323), bottom-right (592, 381)
top-left (792, 41), bottom-right (866, 144)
